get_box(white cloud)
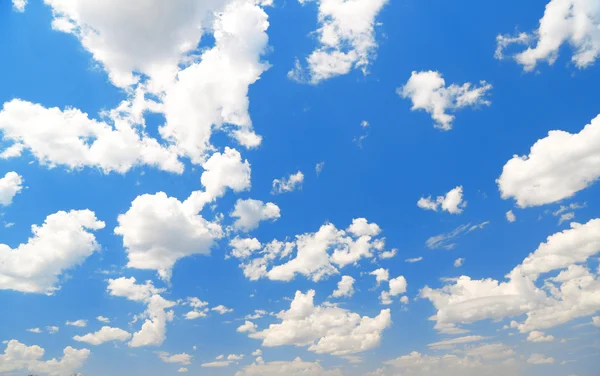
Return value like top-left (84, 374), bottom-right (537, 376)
top-left (0, 209), bottom-right (104, 294)
top-left (316, 162), bottom-right (325, 176)
top-left (234, 218), bottom-right (386, 282)
top-left (107, 277), bottom-right (175, 347)
top-left (66, 320), bottom-right (87, 328)
top-left (12, 0), bottom-right (26, 12)
top-left (43, 0), bottom-right (229, 88)
top-left (405, 257), bottom-right (423, 263)
top-left (0, 340), bottom-right (90, 375)
top-left (159, 352), bottom-right (192, 365)
top-left (498, 114), bottom-right (600, 207)
top-left (0, 172), bottom-right (23, 206)
top-left (496, 0), bottom-right (600, 71)
top-left (178, 367), bottom-right (189, 372)
top-left (506, 210), bottom-right (516, 223)
top-left (237, 321), bottom-right (258, 333)
top-left (115, 191), bottom-right (223, 281)
top-left (417, 186), bottom-right (466, 214)
top-left (46, 326), bottom-right (59, 334)
top-left (370, 268), bottom-right (389, 286)
top-left (389, 276), bottom-right (407, 296)
top-left (427, 335), bottom-right (487, 350)
top-left (97, 316), bottom-right (110, 323)
top-left (202, 360), bottom-right (232, 367)
top-left (231, 199), bottom-right (281, 232)
top-left (331, 275), bottom-right (355, 298)
top-left (592, 316), bottom-right (600, 326)
top-left (399, 71), bottom-right (492, 130)
top-left (421, 218), bottom-right (600, 333)
top-left (230, 237), bottom-right (262, 259)
top-left (0, 99), bottom-right (183, 174)
top-left (454, 258), bottom-right (465, 267)
top-left (248, 290), bottom-right (391, 356)
top-left (251, 349), bottom-right (262, 356)
top-left (289, 0), bottom-right (388, 83)
top-left (426, 222), bottom-right (489, 250)
top-left (73, 326), bottom-right (131, 345)
top-left (27, 328), bottom-right (42, 334)
top-left (236, 357), bottom-right (343, 376)
top-left (272, 171), bottom-right (304, 194)
top-left (379, 249), bottom-right (397, 259)
top-left (526, 331), bottom-right (554, 342)
top-left (527, 353), bottom-right (555, 364)
top-left (212, 305), bottom-right (233, 315)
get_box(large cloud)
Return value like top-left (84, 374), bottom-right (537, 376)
top-left (0, 210), bottom-right (105, 294)
top-left (498, 114), bottom-right (600, 207)
top-left (0, 340), bottom-right (90, 376)
top-left (289, 0), bottom-right (388, 83)
top-left (248, 290), bottom-right (391, 356)
top-left (496, 0), bottom-right (600, 71)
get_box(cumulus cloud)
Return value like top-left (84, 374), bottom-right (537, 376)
top-left (331, 275), bottom-right (355, 298)
top-left (0, 210), bottom-right (104, 294)
top-left (417, 186), bottom-right (467, 214)
top-left (498, 114), bottom-right (600, 207)
top-left (73, 326), bottom-right (131, 345)
top-left (248, 290), bottom-right (391, 356)
top-left (66, 320), bottom-right (87, 328)
top-left (107, 277), bottom-right (175, 347)
top-left (212, 305), bottom-right (233, 315)
top-left (421, 218), bottom-right (600, 334)
top-left (0, 339), bottom-right (90, 375)
top-left (231, 199), bottom-right (281, 232)
top-left (496, 0), bottom-right (600, 71)
top-left (97, 316), bottom-right (110, 323)
top-left (526, 330), bottom-right (554, 342)
top-left (272, 171), bottom-right (304, 194)
top-left (232, 218), bottom-right (386, 282)
top-left (370, 268), bottom-right (389, 286)
top-left (506, 210), bottom-right (516, 223)
top-left (12, 0), bottom-right (26, 12)
top-left (288, 0), bottom-right (388, 83)
top-left (115, 192), bottom-right (223, 281)
top-left (527, 353), bottom-right (554, 364)
top-left (159, 352), bottom-right (192, 365)
top-left (237, 320), bottom-right (258, 333)
top-left (0, 172), bottom-right (23, 206)
top-left (236, 357), bottom-right (343, 376)
top-left (398, 71), bottom-right (492, 130)
top-left (0, 99), bottom-right (183, 174)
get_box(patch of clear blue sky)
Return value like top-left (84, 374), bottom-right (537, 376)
top-left (0, 0), bottom-right (599, 375)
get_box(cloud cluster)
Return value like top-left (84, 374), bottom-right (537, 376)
top-left (0, 340), bottom-right (90, 376)
top-left (418, 186), bottom-right (466, 214)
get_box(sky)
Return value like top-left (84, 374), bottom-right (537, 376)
top-left (0, 0), bottom-right (599, 375)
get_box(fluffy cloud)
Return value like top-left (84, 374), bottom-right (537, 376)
top-left (272, 171), bottom-right (304, 194)
top-left (159, 352), bottom-right (192, 365)
top-left (378, 274), bottom-right (407, 305)
top-left (0, 340), bottom-right (90, 376)
top-left (97, 316), bottom-right (110, 323)
top-left (43, 0), bottom-right (229, 88)
top-left (12, 0), bottom-right (26, 12)
top-left (370, 268), bottom-right (389, 286)
top-left (232, 218), bottom-right (386, 282)
top-left (0, 99), bottom-right (183, 174)
top-left (331, 275), bottom-right (355, 298)
top-left (498, 114), bottom-right (600, 207)
top-left (399, 71), bottom-right (492, 130)
top-left (235, 357), bottom-right (343, 376)
top-left (115, 192), bottom-right (223, 281)
top-left (73, 326), bottom-right (131, 345)
top-left (237, 320), bottom-right (258, 333)
top-left (289, 0), bottom-right (388, 83)
top-left (231, 199), bottom-right (281, 232)
top-left (212, 305), bottom-right (233, 314)
top-left (0, 172), bottom-right (23, 206)
top-left (157, 0), bottom-right (268, 162)
top-left (248, 290), bottom-right (391, 356)
top-left (107, 277), bottom-right (176, 347)
top-left (421, 218), bottom-right (600, 333)
top-left (66, 320), bottom-right (87, 327)
top-left (506, 210), bottom-right (516, 223)
top-left (0, 210), bottom-right (104, 294)
top-left (496, 0), bottom-right (600, 71)
top-left (526, 331), bottom-right (554, 342)
top-left (527, 353), bottom-right (554, 364)
top-left (417, 186), bottom-right (466, 214)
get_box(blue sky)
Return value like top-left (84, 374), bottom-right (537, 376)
top-left (0, 0), bottom-right (599, 375)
